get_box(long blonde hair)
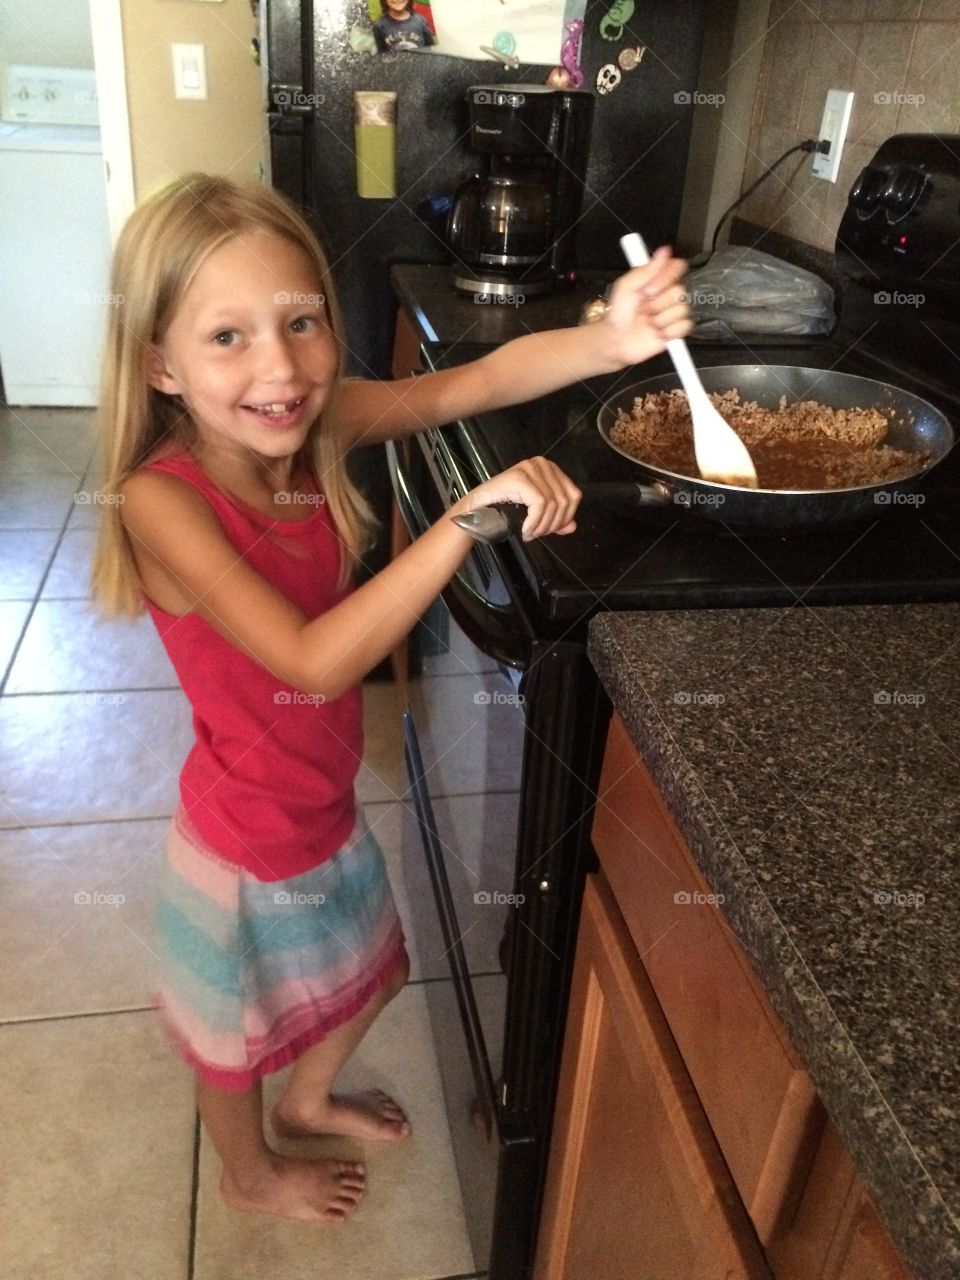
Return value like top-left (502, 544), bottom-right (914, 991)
top-left (90, 172), bottom-right (375, 617)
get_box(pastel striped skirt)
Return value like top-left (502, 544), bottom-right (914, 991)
top-left (151, 804), bottom-right (408, 1092)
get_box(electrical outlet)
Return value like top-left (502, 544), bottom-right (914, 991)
top-left (811, 90), bottom-right (854, 182)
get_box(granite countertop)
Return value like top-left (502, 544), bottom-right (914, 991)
top-left (588, 605), bottom-right (960, 1280)
top-left (391, 259), bottom-right (829, 353)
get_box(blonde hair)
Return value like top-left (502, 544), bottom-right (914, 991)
top-left (90, 172), bottom-right (375, 617)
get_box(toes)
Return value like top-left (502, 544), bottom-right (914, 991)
top-left (369, 1090), bottom-right (408, 1123)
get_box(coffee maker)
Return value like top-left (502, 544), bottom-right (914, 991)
top-left (447, 85), bottom-right (594, 297)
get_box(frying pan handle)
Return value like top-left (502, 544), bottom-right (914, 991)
top-left (620, 232), bottom-right (704, 406)
top-left (451, 483), bottom-right (674, 543)
top-left (583, 480), bottom-right (675, 510)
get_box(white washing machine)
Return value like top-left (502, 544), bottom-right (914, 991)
top-left (0, 65), bottom-right (111, 407)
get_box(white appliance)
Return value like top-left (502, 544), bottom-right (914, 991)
top-left (0, 65), bottom-right (111, 407)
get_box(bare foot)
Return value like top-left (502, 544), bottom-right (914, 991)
top-left (272, 1089), bottom-right (411, 1143)
top-left (219, 1154), bottom-right (366, 1223)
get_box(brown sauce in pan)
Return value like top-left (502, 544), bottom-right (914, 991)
top-left (610, 389), bottom-right (929, 490)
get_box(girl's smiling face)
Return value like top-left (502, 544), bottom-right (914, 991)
top-left (145, 230), bottom-right (339, 464)
top-left (384, 0), bottom-right (412, 16)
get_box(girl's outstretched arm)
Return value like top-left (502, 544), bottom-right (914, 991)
top-left (329, 247), bottom-right (692, 447)
top-left (120, 458), bottom-right (579, 703)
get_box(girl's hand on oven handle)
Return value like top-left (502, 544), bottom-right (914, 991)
top-left (449, 457), bottom-right (582, 542)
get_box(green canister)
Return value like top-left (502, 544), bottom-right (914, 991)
top-left (355, 91), bottom-right (397, 199)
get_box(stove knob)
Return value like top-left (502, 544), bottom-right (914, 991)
top-left (882, 167), bottom-right (928, 220)
top-left (849, 165), bottom-right (886, 212)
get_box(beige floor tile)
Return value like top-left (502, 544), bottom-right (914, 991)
top-left (362, 799), bottom-right (425, 982)
top-left (406, 671), bottom-right (524, 797)
top-left (193, 984), bottom-right (475, 1280)
top-left (395, 790), bottom-right (520, 983)
top-left (426, 974), bottom-right (506, 1271)
top-left (0, 470), bottom-right (82, 529)
top-left (357, 680), bottom-right (405, 803)
top-left (0, 600), bottom-right (31, 678)
top-left (0, 417), bottom-right (95, 475)
top-left (1, 1009), bottom-right (195, 1280)
top-left (0, 688), bottom-right (192, 827)
top-left (0, 528), bottom-right (60, 600)
top-left (416, 600), bottom-right (499, 677)
top-left (0, 818), bottom-right (168, 1022)
top-left (40, 527), bottom-right (97, 597)
top-left (6, 599), bottom-right (178, 693)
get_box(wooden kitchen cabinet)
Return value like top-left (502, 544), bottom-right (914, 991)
top-left (533, 871), bottom-right (769, 1280)
top-left (535, 712), bottom-right (917, 1280)
top-left (766, 1120), bottom-right (915, 1280)
top-left (391, 306), bottom-right (423, 381)
top-left (592, 714), bottom-right (822, 1244)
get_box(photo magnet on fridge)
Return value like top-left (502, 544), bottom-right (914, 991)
top-left (372, 0), bottom-right (437, 52)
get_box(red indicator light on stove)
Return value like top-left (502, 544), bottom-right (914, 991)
top-left (899, 235), bottom-right (908, 244)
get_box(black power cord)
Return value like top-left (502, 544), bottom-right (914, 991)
top-left (691, 138), bottom-right (830, 268)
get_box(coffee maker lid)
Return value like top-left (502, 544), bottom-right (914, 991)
top-left (467, 84), bottom-right (591, 100)
top-left (469, 83), bottom-right (555, 93)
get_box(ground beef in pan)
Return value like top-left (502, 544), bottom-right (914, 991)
top-left (610, 388), bottom-right (928, 490)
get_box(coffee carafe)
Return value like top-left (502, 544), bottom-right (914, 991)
top-left (447, 86), bottom-right (593, 297)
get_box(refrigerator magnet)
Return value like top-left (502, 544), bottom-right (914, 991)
top-left (599, 0), bottom-right (635, 42)
top-left (355, 91), bottom-right (397, 198)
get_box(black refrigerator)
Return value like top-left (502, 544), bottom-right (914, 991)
top-left (261, 0), bottom-right (709, 466)
top-left (264, 0), bottom-right (707, 376)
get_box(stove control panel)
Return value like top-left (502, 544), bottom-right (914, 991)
top-left (835, 134), bottom-right (960, 401)
top-left (837, 134), bottom-right (960, 277)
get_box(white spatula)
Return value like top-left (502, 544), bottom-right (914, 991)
top-left (620, 232), bottom-right (759, 489)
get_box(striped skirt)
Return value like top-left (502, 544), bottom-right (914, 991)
top-left (150, 804), bottom-right (408, 1092)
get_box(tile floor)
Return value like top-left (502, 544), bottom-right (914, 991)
top-left (0, 406), bottom-right (481, 1280)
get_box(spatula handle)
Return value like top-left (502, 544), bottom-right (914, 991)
top-left (619, 233), bottom-right (705, 406)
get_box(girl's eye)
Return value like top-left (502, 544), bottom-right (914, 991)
top-left (212, 330), bottom-right (238, 346)
top-left (290, 314), bottom-right (319, 333)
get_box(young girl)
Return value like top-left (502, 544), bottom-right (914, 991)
top-left (90, 172), bottom-right (690, 1226)
top-left (373, 0), bottom-right (436, 52)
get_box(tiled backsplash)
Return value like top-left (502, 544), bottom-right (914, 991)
top-left (739, 0), bottom-right (960, 251)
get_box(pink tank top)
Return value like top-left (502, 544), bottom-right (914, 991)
top-left (139, 443), bottom-right (363, 881)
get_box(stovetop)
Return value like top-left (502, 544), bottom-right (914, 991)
top-left (419, 135), bottom-right (960, 624)
top-left (424, 337), bottom-right (960, 622)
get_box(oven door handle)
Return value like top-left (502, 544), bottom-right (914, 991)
top-left (402, 711), bottom-right (499, 1134)
top-left (387, 438), bottom-right (538, 642)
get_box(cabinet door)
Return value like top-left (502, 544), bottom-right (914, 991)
top-left (767, 1120), bottom-right (916, 1280)
top-left (391, 306), bottom-right (424, 380)
top-left (534, 873), bottom-right (770, 1280)
top-left (593, 714), bottom-right (820, 1242)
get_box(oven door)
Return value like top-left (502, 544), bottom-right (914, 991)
top-left (388, 430), bottom-right (538, 1271)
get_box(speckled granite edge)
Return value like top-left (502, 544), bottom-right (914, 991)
top-left (588, 613), bottom-right (958, 1280)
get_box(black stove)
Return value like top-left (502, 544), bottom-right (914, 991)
top-left (417, 134), bottom-right (960, 626)
top-left (386, 134), bottom-right (960, 1280)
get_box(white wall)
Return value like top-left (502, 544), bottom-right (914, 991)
top-left (0, 0), bottom-right (94, 68)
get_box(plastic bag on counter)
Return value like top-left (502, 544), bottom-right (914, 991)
top-left (685, 247), bottom-right (835, 338)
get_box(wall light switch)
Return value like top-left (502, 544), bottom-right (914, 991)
top-left (811, 89), bottom-right (854, 183)
top-left (172, 43), bottom-right (207, 101)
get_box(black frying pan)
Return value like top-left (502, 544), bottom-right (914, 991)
top-left (596, 365), bottom-right (954, 529)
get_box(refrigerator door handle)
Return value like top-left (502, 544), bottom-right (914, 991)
top-left (268, 84), bottom-right (314, 117)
